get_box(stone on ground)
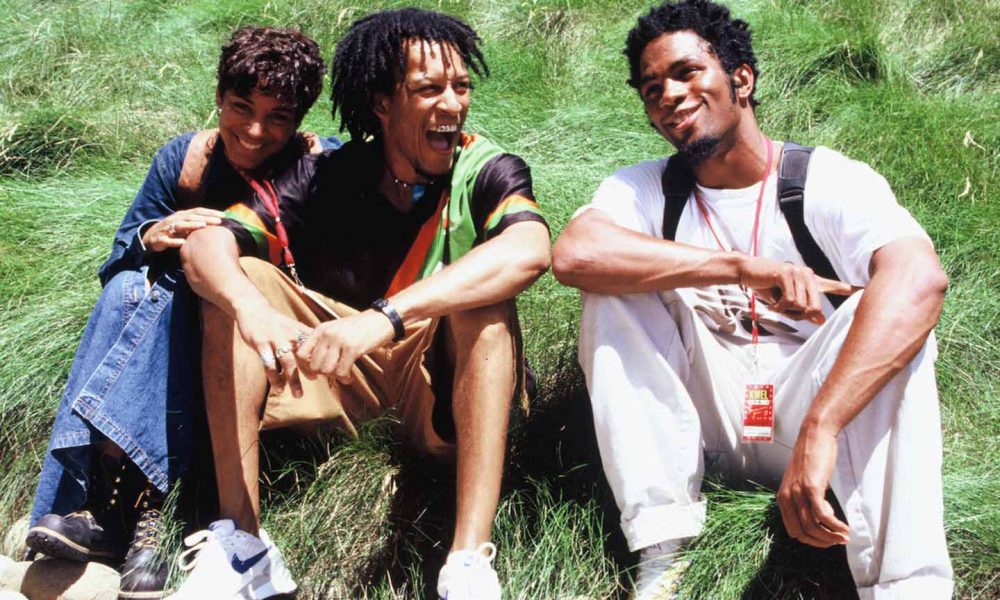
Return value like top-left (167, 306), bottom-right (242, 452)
top-left (0, 518), bottom-right (28, 560)
top-left (0, 557), bottom-right (119, 600)
top-left (0, 555), bottom-right (15, 592)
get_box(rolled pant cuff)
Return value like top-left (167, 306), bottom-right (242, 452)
top-left (623, 498), bottom-right (707, 552)
top-left (857, 575), bottom-right (953, 600)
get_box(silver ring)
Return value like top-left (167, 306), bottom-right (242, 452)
top-left (275, 346), bottom-right (292, 359)
top-left (259, 351), bottom-right (276, 368)
top-left (167, 223), bottom-right (176, 236)
top-left (296, 332), bottom-right (308, 345)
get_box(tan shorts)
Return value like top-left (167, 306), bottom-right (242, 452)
top-left (238, 258), bottom-right (452, 457)
top-left (239, 258), bottom-right (527, 460)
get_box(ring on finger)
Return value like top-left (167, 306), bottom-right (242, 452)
top-left (296, 332), bottom-right (308, 345)
top-left (167, 223), bottom-right (176, 236)
top-left (275, 346), bottom-right (292, 358)
top-left (259, 351), bottom-right (276, 368)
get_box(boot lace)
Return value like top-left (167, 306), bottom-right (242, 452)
top-left (65, 510), bottom-right (102, 529)
top-left (131, 508), bottom-right (163, 551)
top-left (128, 485), bottom-right (165, 553)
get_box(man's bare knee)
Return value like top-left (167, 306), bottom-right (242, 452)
top-left (447, 301), bottom-right (516, 352)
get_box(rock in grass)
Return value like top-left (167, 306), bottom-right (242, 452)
top-left (1, 517), bottom-right (29, 560)
top-left (2, 558), bottom-right (119, 599)
top-left (0, 555), bottom-right (17, 591)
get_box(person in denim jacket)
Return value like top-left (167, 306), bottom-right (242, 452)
top-left (26, 26), bottom-right (338, 598)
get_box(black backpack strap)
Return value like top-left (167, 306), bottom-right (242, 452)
top-left (660, 154), bottom-right (696, 241)
top-left (777, 141), bottom-right (845, 309)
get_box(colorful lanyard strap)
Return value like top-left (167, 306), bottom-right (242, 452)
top-left (242, 174), bottom-right (303, 287)
top-left (692, 138), bottom-right (774, 351)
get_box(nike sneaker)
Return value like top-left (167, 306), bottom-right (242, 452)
top-left (255, 529), bottom-right (297, 598)
top-left (166, 519), bottom-right (289, 599)
top-left (437, 542), bottom-right (501, 600)
top-left (632, 540), bottom-right (690, 600)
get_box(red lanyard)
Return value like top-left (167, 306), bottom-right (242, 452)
top-left (243, 175), bottom-right (302, 287)
top-left (693, 138), bottom-right (774, 346)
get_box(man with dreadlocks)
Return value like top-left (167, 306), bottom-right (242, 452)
top-left (172, 8), bottom-right (549, 599)
top-left (554, 0), bottom-right (951, 598)
top-left (23, 26), bottom-right (335, 600)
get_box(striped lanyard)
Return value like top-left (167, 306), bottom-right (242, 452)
top-left (242, 175), bottom-right (303, 287)
top-left (692, 138), bottom-right (774, 350)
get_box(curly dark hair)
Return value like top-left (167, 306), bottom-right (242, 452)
top-left (330, 8), bottom-right (489, 142)
top-left (625, 0), bottom-right (759, 107)
top-left (217, 27), bottom-right (326, 122)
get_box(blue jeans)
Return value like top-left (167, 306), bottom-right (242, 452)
top-left (31, 267), bottom-right (202, 525)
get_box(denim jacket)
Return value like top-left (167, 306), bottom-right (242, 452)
top-left (32, 133), bottom-right (341, 523)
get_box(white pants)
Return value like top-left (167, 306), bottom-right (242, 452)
top-left (579, 290), bottom-right (953, 599)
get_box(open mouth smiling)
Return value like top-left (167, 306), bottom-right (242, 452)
top-left (235, 135), bottom-right (265, 152)
top-left (427, 124), bottom-right (459, 152)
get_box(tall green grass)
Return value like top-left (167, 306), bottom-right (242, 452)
top-left (1, 0), bottom-right (997, 597)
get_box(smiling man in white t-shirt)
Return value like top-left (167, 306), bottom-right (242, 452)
top-left (552, 1), bottom-right (952, 598)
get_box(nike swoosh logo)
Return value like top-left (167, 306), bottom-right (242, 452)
top-left (231, 548), bottom-right (268, 574)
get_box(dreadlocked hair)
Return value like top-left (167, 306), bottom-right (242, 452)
top-left (625, 0), bottom-right (760, 107)
top-left (330, 8), bottom-right (488, 141)
top-left (217, 26), bottom-right (326, 122)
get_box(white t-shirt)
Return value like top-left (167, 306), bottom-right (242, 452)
top-left (580, 146), bottom-right (930, 360)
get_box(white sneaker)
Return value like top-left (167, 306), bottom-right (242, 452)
top-left (632, 540), bottom-right (690, 600)
top-left (436, 542), bottom-right (502, 600)
top-left (255, 528), bottom-right (297, 598)
top-left (166, 519), bottom-right (290, 600)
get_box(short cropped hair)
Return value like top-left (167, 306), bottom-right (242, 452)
top-left (625, 0), bottom-right (760, 107)
top-left (330, 8), bottom-right (488, 141)
top-left (217, 27), bottom-right (326, 122)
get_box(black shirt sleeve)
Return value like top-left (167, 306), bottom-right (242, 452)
top-left (470, 153), bottom-right (547, 243)
top-left (216, 152), bottom-right (322, 262)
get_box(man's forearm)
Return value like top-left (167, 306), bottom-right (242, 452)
top-left (553, 209), bottom-right (746, 294)
top-left (801, 238), bottom-right (947, 437)
top-left (180, 226), bottom-right (271, 318)
top-left (389, 221), bottom-right (550, 327)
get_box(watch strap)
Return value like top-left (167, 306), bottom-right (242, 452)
top-left (371, 297), bottom-right (405, 342)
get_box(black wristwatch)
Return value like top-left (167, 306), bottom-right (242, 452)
top-left (371, 297), bottom-right (405, 342)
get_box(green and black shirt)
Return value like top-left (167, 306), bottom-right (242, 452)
top-left (220, 133), bottom-right (546, 310)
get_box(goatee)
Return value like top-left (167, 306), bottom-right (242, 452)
top-left (676, 135), bottom-right (722, 167)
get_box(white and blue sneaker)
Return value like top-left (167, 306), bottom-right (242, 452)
top-left (436, 542), bottom-right (501, 600)
top-left (632, 540), bottom-right (690, 600)
top-left (255, 528), bottom-right (297, 598)
top-left (166, 519), bottom-right (296, 599)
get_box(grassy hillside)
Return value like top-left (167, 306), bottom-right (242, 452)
top-left (1, 0), bottom-right (998, 597)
